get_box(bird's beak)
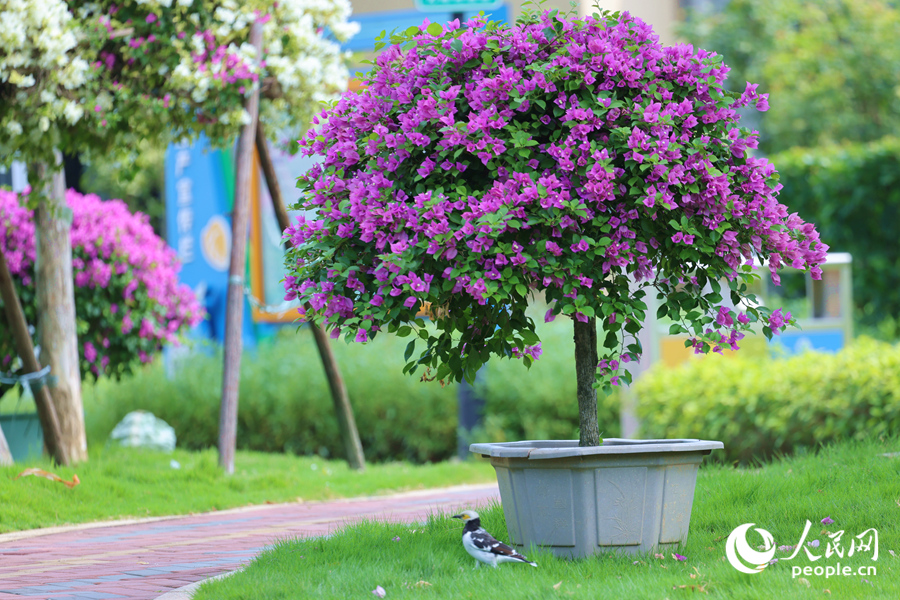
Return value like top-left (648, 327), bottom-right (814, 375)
top-left (451, 514), bottom-right (463, 520)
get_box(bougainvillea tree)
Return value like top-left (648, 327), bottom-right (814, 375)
top-left (0, 188), bottom-right (203, 380)
top-left (301, 9), bottom-right (816, 445)
top-left (0, 0), bottom-right (357, 462)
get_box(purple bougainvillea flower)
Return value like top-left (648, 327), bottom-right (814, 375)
top-left (821, 517), bottom-right (835, 525)
top-left (282, 8), bottom-right (827, 389)
top-left (672, 553), bottom-right (687, 562)
top-left (808, 540), bottom-right (820, 548)
top-left (0, 189), bottom-right (202, 379)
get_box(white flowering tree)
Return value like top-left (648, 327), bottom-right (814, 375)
top-left (0, 0), bottom-right (358, 464)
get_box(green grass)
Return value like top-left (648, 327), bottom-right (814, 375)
top-left (0, 446), bottom-right (494, 533)
top-left (194, 438), bottom-right (900, 599)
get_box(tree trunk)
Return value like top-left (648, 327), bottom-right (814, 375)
top-left (574, 317), bottom-right (600, 447)
top-left (255, 124), bottom-right (366, 471)
top-left (218, 21), bottom-right (263, 474)
top-left (35, 158), bottom-right (87, 462)
top-left (0, 244), bottom-right (70, 465)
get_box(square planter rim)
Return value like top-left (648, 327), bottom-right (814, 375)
top-left (469, 438), bottom-right (724, 460)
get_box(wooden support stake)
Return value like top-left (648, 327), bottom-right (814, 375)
top-left (255, 124), bottom-right (366, 471)
top-left (0, 244), bottom-right (69, 465)
top-left (218, 21), bottom-right (263, 475)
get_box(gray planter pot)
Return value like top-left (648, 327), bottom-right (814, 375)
top-left (468, 438), bottom-right (723, 558)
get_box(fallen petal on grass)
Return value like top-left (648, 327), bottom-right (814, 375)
top-left (673, 584), bottom-right (707, 593)
top-left (808, 540), bottom-right (820, 548)
top-left (372, 585), bottom-right (386, 598)
top-left (14, 468), bottom-right (80, 489)
top-left (552, 581), bottom-right (562, 590)
top-left (672, 553), bottom-right (687, 562)
top-left (821, 516), bottom-right (835, 525)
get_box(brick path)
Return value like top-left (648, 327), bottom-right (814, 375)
top-left (0, 483), bottom-right (499, 600)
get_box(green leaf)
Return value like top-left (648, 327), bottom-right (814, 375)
top-left (520, 329), bottom-right (540, 345)
top-left (397, 325), bottom-right (412, 337)
top-left (426, 22), bottom-right (443, 36)
top-left (435, 363), bottom-right (452, 381)
top-left (404, 340), bottom-right (416, 361)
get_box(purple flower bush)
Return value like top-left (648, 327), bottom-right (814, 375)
top-left (0, 189), bottom-right (203, 379)
top-left (283, 9), bottom-right (826, 437)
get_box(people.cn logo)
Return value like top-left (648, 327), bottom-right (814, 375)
top-left (726, 523), bottom-right (776, 574)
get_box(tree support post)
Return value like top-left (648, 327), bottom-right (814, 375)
top-left (0, 243), bottom-right (69, 465)
top-left (218, 21), bottom-right (263, 475)
top-left (34, 157), bottom-right (86, 462)
top-left (255, 124), bottom-right (366, 471)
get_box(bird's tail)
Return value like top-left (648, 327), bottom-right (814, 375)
top-left (513, 553), bottom-right (537, 567)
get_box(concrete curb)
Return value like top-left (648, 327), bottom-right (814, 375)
top-left (154, 570), bottom-right (239, 600)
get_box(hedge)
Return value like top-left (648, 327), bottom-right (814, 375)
top-left (87, 324), bottom-right (899, 465)
top-left (634, 337), bottom-right (900, 463)
top-left (88, 328), bottom-right (457, 463)
top-left (772, 137), bottom-right (900, 327)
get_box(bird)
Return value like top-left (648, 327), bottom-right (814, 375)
top-left (451, 510), bottom-right (537, 568)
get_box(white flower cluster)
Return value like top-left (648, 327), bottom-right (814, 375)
top-left (265, 0), bottom-right (360, 111)
top-left (1, 0), bottom-right (359, 163)
top-left (1, 0), bottom-right (92, 152)
top-left (166, 0), bottom-right (359, 134)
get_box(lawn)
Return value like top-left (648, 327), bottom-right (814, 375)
top-left (0, 446), bottom-right (494, 533)
top-left (194, 438), bottom-right (900, 599)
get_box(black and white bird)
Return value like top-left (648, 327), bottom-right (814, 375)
top-left (451, 510), bottom-right (537, 568)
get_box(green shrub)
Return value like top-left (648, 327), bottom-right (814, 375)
top-left (89, 319), bottom-right (898, 465)
top-left (88, 328), bottom-right (459, 463)
top-left (772, 137), bottom-right (900, 326)
top-left (634, 337), bottom-right (900, 463)
top-left (87, 309), bottom-right (617, 463)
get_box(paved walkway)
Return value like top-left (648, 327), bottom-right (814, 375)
top-left (0, 483), bottom-right (499, 600)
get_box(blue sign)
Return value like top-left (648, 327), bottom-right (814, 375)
top-left (770, 330), bottom-right (845, 356)
top-left (164, 135), bottom-right (257, 347)
top-left (343, 5), bottom-right (509, 54)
